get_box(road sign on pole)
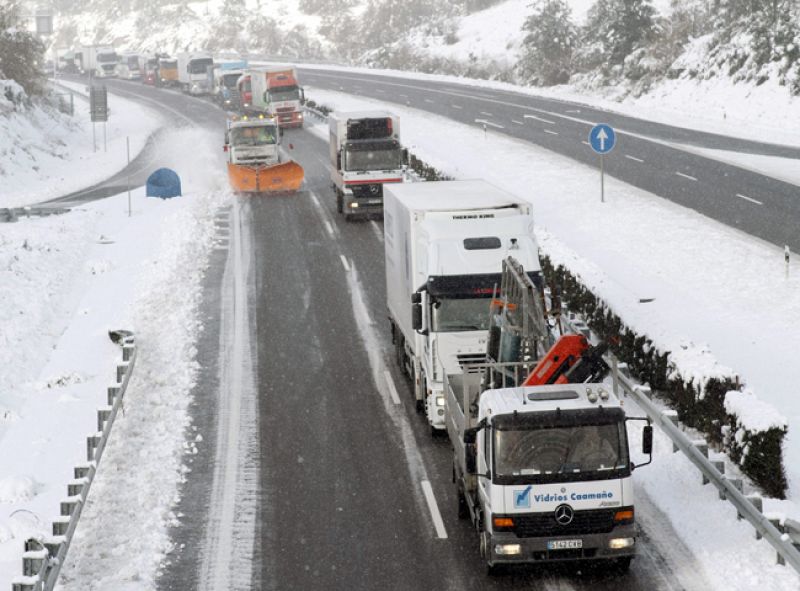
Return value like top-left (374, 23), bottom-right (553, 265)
top-left (89, 86), bottom-right (108, 123)
top-left (589, 123), bottom-right (616, 203)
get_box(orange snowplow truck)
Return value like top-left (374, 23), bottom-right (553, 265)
top-left (224, 116), bottom-right (304, 194)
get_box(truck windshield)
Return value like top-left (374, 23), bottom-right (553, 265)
top-left (231, 126), bottom-right (277, 147)
top-left (189, 58), bottom-right (213, 74)
top-left (98, 53), bottom-right (117, 63)
top-left (222, 74), bottom-right (240, 88)
top-left (268, 86), bottom-right (300, 102)
top-left (344, 143), bottom-right (402, 172)
top-left (431, 297), bottom-right (491, 332)
top-left (160, 60), bottom-right (177, 70)
top-left (494, 422), bottom-right (629, 484)
top-left (127, 57), bottom-right (139, 69)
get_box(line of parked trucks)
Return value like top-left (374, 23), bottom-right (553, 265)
top-left (57, 48), bottom-right (657, 572)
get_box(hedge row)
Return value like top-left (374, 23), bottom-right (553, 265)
top-left (541, 257), bottom-right (788, 498)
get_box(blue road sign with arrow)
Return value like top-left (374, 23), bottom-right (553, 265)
top-left (589, 124), bottom-right (616, 154)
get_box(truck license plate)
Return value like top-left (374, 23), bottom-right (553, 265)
top-left (547, 539), bottom-right (583, 550)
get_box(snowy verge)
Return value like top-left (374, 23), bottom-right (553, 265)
top-left (0, 127), bottom-right (227, 591)
top-left (0, 80), bottom-right (164, 208)
top-left (303, 87), bottom-right (800, 586)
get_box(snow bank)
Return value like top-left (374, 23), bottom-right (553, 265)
top-left (0, 81), bottom-right (163, 208)
top-left (726, 390), bottom-right (788, 434)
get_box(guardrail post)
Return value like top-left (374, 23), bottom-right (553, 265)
top-left (97, 407), bottom-right (112, 432)
top-left (709, 460), bottom-right (724, 487)
top-left (720, 477), bottom-right (743, 503)
top-left (635, 385), bottom-right (653, 400)
top-left (52, 516), bottom-right (71, 536)
top-left (663, 410), bottom-right (680, 452)
top-left (67, 478), bottom-right (86, 497)
top-left (108, 385), bottom-right (120, 406)
top-left (86, 433), bottom-right (101, 461)
top-left (745, 495), bottom-right (764, 537)
top-left (122, 344), bottom-right (135, 361)
top-left (770, 517), bottom-right (786, 565)
top-left (116, 363), bottom-right (127, 383)
top-left (60, 496), bottom-right (80, 517)
top-left (74, 464), bottom-right (92, 479)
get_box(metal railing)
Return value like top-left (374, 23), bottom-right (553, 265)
top-left (11, 332), bottom-right (138, 591)
top-left (562, 314), bottom-right (800, 574)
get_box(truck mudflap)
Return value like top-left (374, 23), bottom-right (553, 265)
top-left (227, 161), bottom-right (304, 194)
top-left (483, 523), bottom-right (637, 567)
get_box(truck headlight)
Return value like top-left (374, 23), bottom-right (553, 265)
top-left (608, 537), bottom-right (635, 549)
top-left (349, 202), bottom-right (359, 208)
top-left (494, 544), bottom-right (522, 556)
top-left (436, 396), bottom-right (444, 407)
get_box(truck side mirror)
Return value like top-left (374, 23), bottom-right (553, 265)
top-left (402, 148), bottom-right (409, 165)
top-left (463, 427), bottom-right (478, 445)
top-left (337, 153), bottom-right (342, 170)
top-left (411, 292), bottom-right (422, 304)
top-left (223, 144), bottom-right (228, 152)
top-left (300, 87), bottom-right (305, 103)
top-left (412, 303), bottom-right (423, 331)
top-left (642, 425), bottom-right (653, 455)
top-left (465, 444), bottom-right (477, 474)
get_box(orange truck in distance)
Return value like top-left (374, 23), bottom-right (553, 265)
top-left (249, 66), bottom-right (304, 128)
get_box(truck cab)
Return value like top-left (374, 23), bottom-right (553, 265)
top-left (225, 117), bottom-right (281, 168)
top-left (178, 52), bottom-right (214, 95)
top-left (448, 379), bottom-right (652, 572)
top-left (330, 111), bottom-right (405, 220)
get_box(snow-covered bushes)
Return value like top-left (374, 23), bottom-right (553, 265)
top-left (541, 256), bottom-right (789, 499)
top-left (0, 4), bottom-right (45, 96)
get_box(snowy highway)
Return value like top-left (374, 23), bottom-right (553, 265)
top-left (70, 78), bottom-right (712, 590)
top-left (297, 67), bottom-right (800, 252)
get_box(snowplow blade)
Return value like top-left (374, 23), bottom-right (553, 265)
top-left (227, 161), bottom-right (304, 194)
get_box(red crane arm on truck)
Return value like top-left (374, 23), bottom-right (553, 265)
top-left (523, 335), bottom-right (610, 386)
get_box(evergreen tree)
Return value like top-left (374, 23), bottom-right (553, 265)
top-left (582, 0), bottom-right (658, 67)
top-left (0, 2), bottom-right (45, 96)
top-left (520, 0), bottom-right (577, 85)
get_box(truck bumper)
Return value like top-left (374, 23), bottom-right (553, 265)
top-left (277, 111), bottom-right (304, 128)
top-left (343, 195), bottom-right (383, 218)
top-left (486, 525), bottom-right (637, 566)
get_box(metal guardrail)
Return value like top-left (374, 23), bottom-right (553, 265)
top-left (11, 332), bottom-right (138, 591)
top-left (563, 314), bottom-right (800, 574)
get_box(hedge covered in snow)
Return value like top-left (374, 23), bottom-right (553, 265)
top-left (541, 256), bottom-right (789, 499)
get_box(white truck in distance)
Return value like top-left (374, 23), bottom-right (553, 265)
top-left (330, 111), bottom-right (405, 220)
top-left (177, 52), bottom-right (214, 95)
top-left (384, 180), bottom-right (541, 433)
top-left (447, 378), bottom-right (653, 572)
top-left (79, 45), bottom-right (118, 78)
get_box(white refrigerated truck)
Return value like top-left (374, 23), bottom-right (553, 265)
top-left (330, 111), bottom-right (404, 220)
top-left (384, 180), bottom-right (542, 433)
top-left (177, 52), bottom-right (214, 95)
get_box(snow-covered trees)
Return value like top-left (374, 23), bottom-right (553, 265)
top-left (581, 0), bottom-right (658, 68)
top-left (520, 0), bottom-right (577, 85)
top-left (0, 3), bottom-right (45, 96)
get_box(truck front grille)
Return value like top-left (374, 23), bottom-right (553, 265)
top-left (457, 353), bottom-right (487, 371)
top-left (276, 107), bottom-right (294, 113)
top-left (513, 509), bottom-right (616, 538)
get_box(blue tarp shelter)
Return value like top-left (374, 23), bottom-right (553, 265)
top-left (146, 168), bottom-right (182, 198)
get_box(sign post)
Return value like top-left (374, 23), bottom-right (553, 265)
top-left (589, 123), bottom-right (617, 203)
top-left (786, 245), bottom-right (791, 280)
top-left (89, 86), bottom-right (109, 154)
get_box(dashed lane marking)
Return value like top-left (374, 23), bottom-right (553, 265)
top-left (421, 480), bottom-right (448, 539)
top-left (675, 172), bottom-right (698, 182)
top-left (737, 193), bottom-right (763, 205)
top-left (384, 370), bottom-right (402, 405)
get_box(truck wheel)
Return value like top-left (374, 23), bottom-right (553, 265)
top-left (336, 190), bottom-right (343, 213)
top-left (415, 399), bottom-right (424, 414)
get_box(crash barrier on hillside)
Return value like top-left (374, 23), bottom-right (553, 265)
top-left (146, 168), bottom-right (182, 198)
top-left (562, 314), bottom-right (800, 574)
top-left (0, 207), bottom-right (70, 223)
top-left (11, 331), bottom-right (138, 591)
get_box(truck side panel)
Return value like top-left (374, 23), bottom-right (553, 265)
top-left (384, 187), bottom-right (416, 353)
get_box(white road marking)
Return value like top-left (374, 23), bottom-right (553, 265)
top-left (524, 113), bottom-right (556, 125)
top-left (324, 220), bottom-right (335, 238)
top-left (544, 130), bottom-right (559, 136)
top-left (400, 93), bottom-right (409, 98)
top-left (581, 140), bottom-right (591, 146)
top-left (421, 480), bottom-right (448, 539)
top-left (479, 111), bottom-right (494, 116)
top-left (309, 192), bottom-right (322, 209)
top-left (384, 370), bottom-right (402, 405)
top-left (566, 109), bottom-right (581, 114)
top-left (424, 98), bottom-right (434, 103)
top-left (737, 193), bottom-right (763, 205)
top-left (370, 220), bottom-right (384, 242)
top-left (451, 104), bottom-right (463, 109)
top-left (511, 119), bottom-right (524, 125)
top-left (675, 171), bottom-right (698, 182)
top-left (339, 254), bottom-right (351, 271)
top-left (376, 89), bottom-right (386, 93)
top-left (475, 118), bottom-right (505, 130)
top-left (625, 155), bottom-right (645, 163)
